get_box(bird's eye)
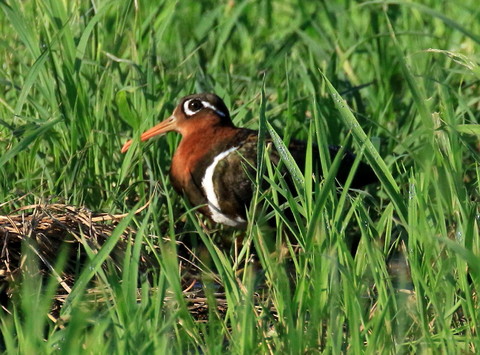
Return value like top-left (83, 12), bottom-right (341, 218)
top-left (184, 99), bottom-right (204, 116)
top-left (188, 99), bottom-right (203, 111)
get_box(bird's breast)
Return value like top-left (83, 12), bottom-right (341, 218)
top-left (200, 146), bottom-right (247, 227)
top-left (170, 137), bottom-right (255, 228)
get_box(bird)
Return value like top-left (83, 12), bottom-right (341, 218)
top-left (121, 93), bottom-right (377, 228)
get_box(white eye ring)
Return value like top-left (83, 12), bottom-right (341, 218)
top-left (183, 99), bottom-right (204, 116)
top-left (183, 99), bottom-right (227, 118)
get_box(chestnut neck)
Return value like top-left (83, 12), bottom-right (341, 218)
top-left (176, 123), bottom-right (238, 162)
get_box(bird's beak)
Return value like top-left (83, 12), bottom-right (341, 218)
top-left (121, 116), bottom-right (178, 153)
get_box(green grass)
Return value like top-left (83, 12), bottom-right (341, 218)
top-left (1, 0), bottom-right (479, 353)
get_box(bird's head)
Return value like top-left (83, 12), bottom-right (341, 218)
top-left (121, 93), bottom-right (233, 153)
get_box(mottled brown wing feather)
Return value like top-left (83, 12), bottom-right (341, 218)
top-left (211, 132), bottom-right (259, 220)
top-left (187, 129), bottom-right (377, 222)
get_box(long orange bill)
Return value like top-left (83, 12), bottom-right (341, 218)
top-left (121, 116), bottom-right (177, 153)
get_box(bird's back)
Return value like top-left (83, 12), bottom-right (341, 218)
top-left (187, 129), bottom-right (376, 227)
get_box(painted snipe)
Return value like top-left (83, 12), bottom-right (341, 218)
top-left (121, 93), bottom-right (377, 228)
